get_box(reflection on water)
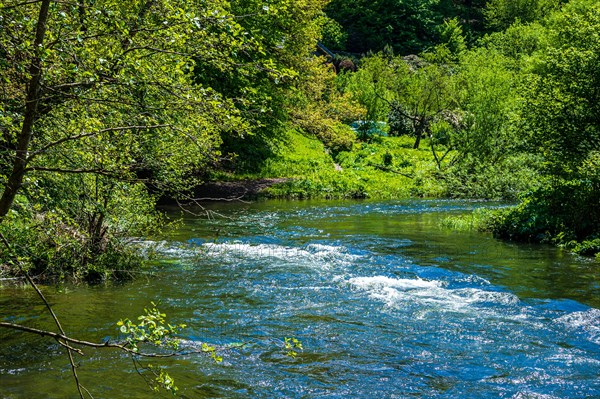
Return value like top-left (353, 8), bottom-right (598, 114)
top-left (1, 199), bottom-right (599, 398)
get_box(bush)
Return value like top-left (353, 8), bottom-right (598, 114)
top-left (0, 184), bottom-right (157, 284)
top-left (568, 239), bottom-right (600, 257)
top-left (388, 102), bottom-right (415, 137)
top-left (0, 209), bottom-right (146, 283)
top-left (491, 178), bottom-right (600, 246)
top-left (441, 154), bottom-right (540, 200)
top-left (440, 208), bottom-right (504, 232)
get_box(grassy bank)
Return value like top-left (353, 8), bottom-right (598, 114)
top-left (213, 128), bottom-right (448, 200)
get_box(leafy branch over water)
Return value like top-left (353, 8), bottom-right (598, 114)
top-left (1, 229), bottom-right (302, 396)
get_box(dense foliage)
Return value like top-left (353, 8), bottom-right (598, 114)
top-left (1, 0), bottom-right (599, 397)
top-left (490, 0), bottom-right (600, 249)
top-left (0, 0), bottom-right (350, 281)
top-left (286, 0), bottom-right (599, 253)
top-left (1, 0), bottom-right (599, 284)
top-left (324, 0), bottom-right (488, 54)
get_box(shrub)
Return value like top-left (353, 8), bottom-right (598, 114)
top-left (0, 211), bottom-right (145, 283)
top-left (568, 239), bottom-right (600, 257)
top-left (440, 208), bottom-right (505, 232)
top-left (491, 178), bottom-right (600, 246)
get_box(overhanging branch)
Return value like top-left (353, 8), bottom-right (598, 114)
top-left (24, 166), bottom-right (120, 177)
top-left (28, 124), bottom-right (171, 161)
top-left (1, 0), bottom-right (44, 9)
top-left (0, 321), bottom-right (237, 358)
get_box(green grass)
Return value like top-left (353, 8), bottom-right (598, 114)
top-left (439, 208), bottom-right (501, 232)
top-left (219, 127), bottom-right (447, 199)
top-left (212, 126), bottom-right (538, 202)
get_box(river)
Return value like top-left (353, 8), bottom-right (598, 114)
top-left (1, 200), bottom-right (599, 398)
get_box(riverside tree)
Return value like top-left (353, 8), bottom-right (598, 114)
top-left (0, 0), bottom-right (250, 392)
top-left (493, 0), bottom-right (600, 245)
top-left (200, 0), bottom-right (345, 170)
top-left (0, 0), bottom-right (333, 279)
top-left (324, 0), bottom-right (488, 55)
top-left (0, 0), bottom-right (314, 396)
top-left (0, 0), bottom-right (256, 279)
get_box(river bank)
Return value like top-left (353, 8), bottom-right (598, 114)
top-left (205, 128), bottom-right (535, 202)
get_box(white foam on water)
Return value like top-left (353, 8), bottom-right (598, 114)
top-left (200, 241), bottom-right (361, 269)
top-left (510, 392), bottom-right (561, 399)
top-left (555, 308), bottom-right (600, 345)
top-left (132, 239), bottom-right (199, 258)
top-left (546, 350), bottom-right (600, 366)
top-left (348, 275), bottom-right (519, 313)
top-left (1, 368), bottom-right (26, 375)
top-left (349, 276), bottom-right (442, 290)
top-left (456, 274), bottom-right (491, 286)
top-left (203, 242), bottom-right (305, 259)
top-left (453, 288), bottom-right (520, 306)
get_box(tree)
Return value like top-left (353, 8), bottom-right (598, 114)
top-left (451, 47), bottom-right (519, 164)
top-left (0, 0), bottom-right (256, 276)
top-left (520, 0), bottom-right (600, 178)
top-left (324, 0), bottom-right (488, 55)
top-left (0, 0), bottom-right (246, 390)
top-left (0, 1), bottom-right (312, 395)
top-left (325, 0), bottom-right (443, 54)
top-left (492, 0), bottom-right (600, 244)
top-left (389, 62), bottom-right (456, 151)
top-left (484, 0), bottom-right (563, 31)
top-left (194, 0), bottom-right (342, 171)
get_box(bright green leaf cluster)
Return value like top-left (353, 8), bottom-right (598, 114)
top-left (201, 342), bottom-right (223, 363)
top-left (284, 337), bottom-right (303, 358)
top-left (117, 302), bottom-right (185, 351)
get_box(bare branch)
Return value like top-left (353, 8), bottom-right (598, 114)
top-left (0, 321), bottom-right (166, 356)
top-left (0, 321), bottom-right (234, 359)
top-left (0, 231), bottom-right (86, 398)
top-left (46, 81), bottom-right (97, 91)
top-left (0, 321), bottom-right (114, 347)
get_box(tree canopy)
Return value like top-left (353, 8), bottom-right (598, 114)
top-left (0, 0), bottom-right (338, 280)
top-left (324, 0), bottom-right (488, 54)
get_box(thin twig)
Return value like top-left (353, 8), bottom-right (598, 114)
top-left (28, 124), bottom-right (170, 160)
top-left (1, 0), bottom-right (44, 9)
top-left (0, 232), bottom-right (86, 399)
top-left (24, 167), bottom-right (120, 177)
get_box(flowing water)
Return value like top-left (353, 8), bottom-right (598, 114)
top-left (1, 200), bottom-right (599, 398)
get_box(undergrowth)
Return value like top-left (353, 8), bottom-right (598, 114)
top-left (217, 127), bottom-right (535, 201)
top-left (0, 207), bottom-right (149, 284)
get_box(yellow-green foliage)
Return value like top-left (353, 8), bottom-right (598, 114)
top-left (288, 60), bottom-right (365, 152)
top-left (260, 128), bottom-right (334, 178)
top-left (255, 129), bottom-right (444, 199)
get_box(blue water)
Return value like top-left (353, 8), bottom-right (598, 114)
top-left (1, 200), bottom-right (599, 398)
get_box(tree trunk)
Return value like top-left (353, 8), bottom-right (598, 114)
top-left (413, 131), bottom-right (422, 149)
top-left (0, 0), bottom-right (51, 222)
top-left (412, 116), bottom-right (430, 150)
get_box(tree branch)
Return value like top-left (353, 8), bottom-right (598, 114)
top-left (1, 0), bottom-right (44, 9)
top-left (0, 320), bottom-right (234, 358)
top-left (28, 124), bottom-right (171, 160)
top-left (367, 162), bottom-right (414, 178)
top-left (0, 231), bottom-right (86, 398)
top-left (24, 167), bottom-right (120, 177)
